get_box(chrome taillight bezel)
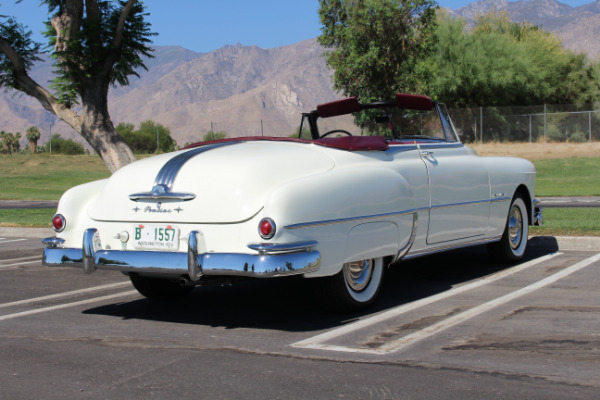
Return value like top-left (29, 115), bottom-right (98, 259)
top-left (258, 218), bottom-right (276, 240)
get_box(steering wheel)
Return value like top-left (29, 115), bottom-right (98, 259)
top-left (320, 129), bottom-right (353, 138)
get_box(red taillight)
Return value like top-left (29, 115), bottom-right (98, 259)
top-left (52, 214), bottom-right (65, 232)
top-left (258, 218), bottom-right (276, 239)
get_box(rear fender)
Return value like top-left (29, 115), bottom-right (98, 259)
top-left (263, 166), bottom-right (416, 276)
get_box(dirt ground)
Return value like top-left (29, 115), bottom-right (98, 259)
top-left (470, 142), bottom-right (600, 160)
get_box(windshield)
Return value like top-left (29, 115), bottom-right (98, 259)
top-left (314, 107), bottom-right (452, 141)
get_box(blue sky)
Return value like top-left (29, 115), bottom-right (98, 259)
top-left (0, 0), bottom-right (596, 53)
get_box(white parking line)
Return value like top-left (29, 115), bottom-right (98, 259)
top-left (0, 281), bottom-right (132, 309)
top-left (1, 255), bottom-right (41, 263)
top-left (0, 260), bottom-right (41, 269)
top-left (0, 290), bottom-right (139, 321)
top-left (0, 238), bottom-right (28, 244)
top-left (292, 252), bottom-right (566, 353)
top-left (0, 255), bottom-right (41, 269)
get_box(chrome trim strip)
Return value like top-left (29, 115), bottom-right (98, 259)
top-left (247, 241), bottom-right (318, 253)
top-left (285, 196), bottom-right (510, 230)
top-left (385, 142), bottom-right (464, 154)
top-left (129, 192), bottom-right (196, 202)
top-left (431, 197), bottom-right (511, 210)
top-left (403, 235), bottom-right (502, 260)
top-left (394, 213), bottom-right (418, 262)
top-left (284, 207), bottom-right (428, 230)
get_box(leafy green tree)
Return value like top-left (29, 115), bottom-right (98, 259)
top-left (202, 131), bottom-right (227, 142)
top-left (45, 133), bottom-right (85, 154)
top-left (318, 0), bottom-right (437, 102)
top-left (117, 120), bottom-right (175, 153)
top-left (0, 1), bottom-right (155, 172)
top-left (0, 131), bottom-right (21, 154)
top-left (25, 125), bottom-right (41, 153)
top-left (426, 11), bottom-right (600, 108)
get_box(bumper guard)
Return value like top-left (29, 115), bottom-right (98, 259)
top-left (43, 229), bottom-right (321, 281)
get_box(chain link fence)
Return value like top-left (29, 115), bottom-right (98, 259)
top-left (448, 105), bottom-right (600, 143)
top-left (196, 104), bottom-right (600, 144)
top-left (199, 118), bottom-right (298, 142)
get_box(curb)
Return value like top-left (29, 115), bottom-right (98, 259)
top-left (528, 236), bottom-right (600, 252)
top-left (2, 227), bottom-right (599, 252)
top-left (0, 227), bottom-right (54, 238)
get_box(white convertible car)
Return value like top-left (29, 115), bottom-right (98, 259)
top-left (43, 93), bottom-right (542, 311)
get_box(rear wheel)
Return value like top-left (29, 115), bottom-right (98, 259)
top-left (130, 275), bottom-right (194, 301)
top-left (488, 193), bottom-right (529, 262)
top-left (322, 257), bottom-right (385, 312)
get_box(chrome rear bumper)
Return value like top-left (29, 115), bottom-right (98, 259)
top-left (43, 229), bottom-right (320, 280)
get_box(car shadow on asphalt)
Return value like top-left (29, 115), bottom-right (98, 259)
top-left (83, 244), bottom-right (557, 332)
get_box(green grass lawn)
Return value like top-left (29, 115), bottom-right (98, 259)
top-left (530, 208), bottom-right (600, 237)
top-left (0, 153), bottom-right (109, 200)
top-left (0, 208), bottom-right (55, 227)
top-left (533, 157), bottom-right (600, 197)
top-left (0, 153), bottom-right (598, 235)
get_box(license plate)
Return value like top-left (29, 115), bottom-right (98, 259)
top-left (133, 224), bottom-right (180, 251)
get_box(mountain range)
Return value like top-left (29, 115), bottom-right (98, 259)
top-left (2, 0), bottom-right (599, 149)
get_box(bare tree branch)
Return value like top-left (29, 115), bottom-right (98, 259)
top-left (0, 36), bottom-right (82, 130)
top-left (114, 0), bottom-right (136, 49)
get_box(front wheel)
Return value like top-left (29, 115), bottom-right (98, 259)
top-left (321, 257), bottom-right (386, 312)
top-left (130, 275), bottom-right (194, 301)
top-left (488, 193), bottom-right (529, 262)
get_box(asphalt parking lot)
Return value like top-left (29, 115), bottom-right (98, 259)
top-left (1, 233), bottom-right (599, 399)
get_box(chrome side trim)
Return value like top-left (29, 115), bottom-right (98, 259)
top-left (403, 235), bottom-right (502, 260)
top-left (394, 213), bottom-right (418, 262)
top-left (285, 196), bottom-right (509, 230)
top-left (129, 142), bottom-right (239, 202)
top-left (247, 241), bottom-right (318, 254)
top-left (285, 207), bottom-right (428, 230)
top-left (431, 197), bottom-right (510, 210)
top-left (385, 142), bottom-right (464, 155)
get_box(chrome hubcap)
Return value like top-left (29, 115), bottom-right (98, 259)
top-left (508, 205), bottom-right (523, 250)
top-left (343, 259), bottom-right (373, 292)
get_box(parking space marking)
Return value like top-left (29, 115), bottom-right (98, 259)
top-left (0, 281), bottom-right (132, 309)
top-left (0, 255), bottom-right (41, 269)
top-left (0, 260), bottom-right (41, 269)
top-left (0, 290), bottom-right (139, 321)
top-left (292, 252), bottom-right (564, 353)
top-left (1, 255), bottom-right (41, 263)
top-left (0, 238), bottom-right (28, 244)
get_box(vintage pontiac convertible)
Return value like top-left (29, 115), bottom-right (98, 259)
top-left (43, 93), bottom-right (542, 311)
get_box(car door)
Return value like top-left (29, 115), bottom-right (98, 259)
top-left (422, 143), bottom-right (491, 244)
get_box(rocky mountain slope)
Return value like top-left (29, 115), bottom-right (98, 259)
top-left (452, 0), bottom-right (600, 58)
top-left (1, 1), bottom-right (599, 149)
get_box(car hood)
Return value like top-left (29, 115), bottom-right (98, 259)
top-left (88, 141), bottom-right (335, 223)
